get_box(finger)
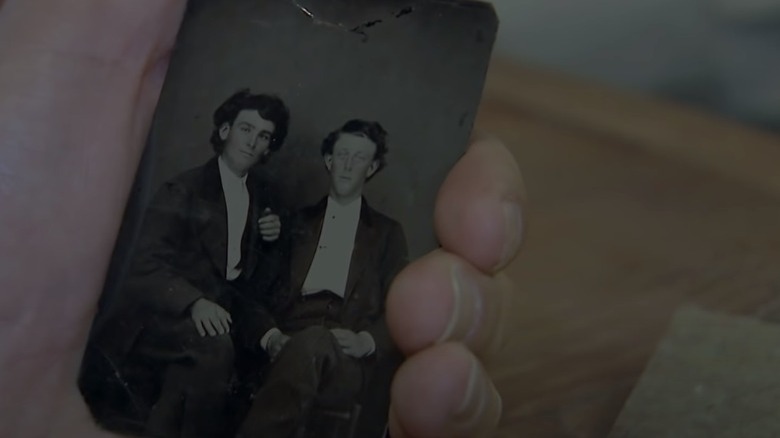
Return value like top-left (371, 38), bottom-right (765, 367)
top-left (217, 314), bottom-right (230, 334)
top-left (195, 320), bottom-right (206, 337)
top-left (0, 0), bottom-right (186, 379)
top-left (0, 2), bottom-right (188, 435)
top-left (259, 226), bottom-right (280, 234)
top-left (204, 318), bottom-right (218, 337)
top-left (330, 330), bottom-right (345, 341)
top-left (1, 1), bottom-right (185, 65)
top-left (212, 317), bottom-right (225, 336)
top-left (387, 249), bottom-right (512, 357)
top-left (225, 312), bottom-right (233, 324)
top-left (390, 343), bottom-right (501, 438)
top-left (435, 135), bottom-right (525, 273)
top-left (331, 332), bottom-right (347, 344)
top-left (217, 315), bottom-right (230, 334)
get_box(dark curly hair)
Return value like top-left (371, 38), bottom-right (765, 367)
top-left (321, 119), bottom-right (388, 178)
top-left (210, 89), bottom-right (290, 155)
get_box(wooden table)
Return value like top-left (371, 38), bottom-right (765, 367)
top-left (477, 59), bottom-right (780, 437)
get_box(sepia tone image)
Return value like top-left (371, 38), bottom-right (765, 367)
top-left (77, 1), bottom-right (497, 437)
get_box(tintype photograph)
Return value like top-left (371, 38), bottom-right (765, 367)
top-left (77, 1), bottom-right (497, 437)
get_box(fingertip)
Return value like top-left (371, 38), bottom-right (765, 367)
top-left (391, 343), bottom-right (502, 438)
top-left (435, 136), bottom-right (525, 273)
top-left (387, 253), bottom-right (455, 355)
top-left (388, 251), bottom-right (511, 357)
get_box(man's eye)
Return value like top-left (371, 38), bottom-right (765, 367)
top-left (241, 126), bottom-right (251, 133)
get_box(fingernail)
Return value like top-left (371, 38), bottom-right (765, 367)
top-left (497, 201), bottom-right (522, 270)
top-left (437, 264), bottom-right (483, 344)
top-left (453, 356), bottom-right (503, 433)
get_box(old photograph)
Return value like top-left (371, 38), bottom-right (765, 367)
top-left (77, 1), bottom-right (497, 437)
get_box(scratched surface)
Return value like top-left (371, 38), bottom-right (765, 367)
top-left (149, 0), bottom-right (498, 260)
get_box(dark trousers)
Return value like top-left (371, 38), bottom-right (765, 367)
top-left (237, 326), bottom-right (364, 438)
top-left (131, 314), bottom-right (235, 438)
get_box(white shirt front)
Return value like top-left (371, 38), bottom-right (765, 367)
top-left (301, 196), bottom-right (362, 297)
top-left (218, 157), bottom-right (249, 281)
top-left (260, 196), bottom-right (375, 356)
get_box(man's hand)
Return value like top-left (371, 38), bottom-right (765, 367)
top-left (330, 328), bottom-right (374, 358)
top-left (266, 330), bottom-right (291, 361)
top-left (190, 298), bottom-right (232, 337)
top-left (258, 208), bottom-right (281, 242)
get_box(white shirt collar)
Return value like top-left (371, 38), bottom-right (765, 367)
top-left (326, 195), bottom-right (362, 215)
top-left (218, 156), bottom-right (248, 186)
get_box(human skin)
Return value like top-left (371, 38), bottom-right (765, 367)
top-left (0, 1), bottom-right (524, 437)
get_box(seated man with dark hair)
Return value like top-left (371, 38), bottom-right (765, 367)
top-left (80, 90), bottom-right (291, 438)
top-left (238, 120), bottom-right (409, 437)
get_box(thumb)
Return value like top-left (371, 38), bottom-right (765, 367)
top-left (0, 1), bottom-right (187, 435)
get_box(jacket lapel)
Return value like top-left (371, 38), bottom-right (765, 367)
top-left (241, 173), bottom-right (262, 280)
top-left (290, 198), bottom-right (327, 294)
top-left (343, 199), bottom-right (374, 302)
top-left (199, 158), bottom-right (228, 279)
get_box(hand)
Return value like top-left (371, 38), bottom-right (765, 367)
top-left (266, 331), bottom-right (291, 361)
top-left (0, 1), bottom-right (521, 438)
top-left (386, 134), bottom-right (524, 438)
top-left (190, 298), bottom-right (232, 337)
top-left (330, 328), bottom-right (373, 358)
top-left (258, 208), bottom-right (281, 242)
top-left (0, 2), bottom-right (188, 435)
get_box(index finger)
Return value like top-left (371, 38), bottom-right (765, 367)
top-left (435, 135), bottom-right (525, 273)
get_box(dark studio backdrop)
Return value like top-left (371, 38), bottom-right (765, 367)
top-left (145, 0), bottom-right (496, 258)
top-left (100, 0), bottom-right (497, 313)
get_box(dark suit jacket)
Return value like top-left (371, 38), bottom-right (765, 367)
top-left (278, 196), bottom-right (409, 363)
top-left (93, 157), bottom-right (287, 363)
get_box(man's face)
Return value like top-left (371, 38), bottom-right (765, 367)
top-left (325, 133), bottom-right (379, 201)
top-left (220, 109), bottom-right (275, 176)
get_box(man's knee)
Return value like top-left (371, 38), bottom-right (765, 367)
top-left (189, 333), bottom-right (235, 371)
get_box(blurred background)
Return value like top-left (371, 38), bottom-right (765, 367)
top-left (489, 0), bottom-right (780, 131)
top-left (474, 2), bottom-right (780, 436)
